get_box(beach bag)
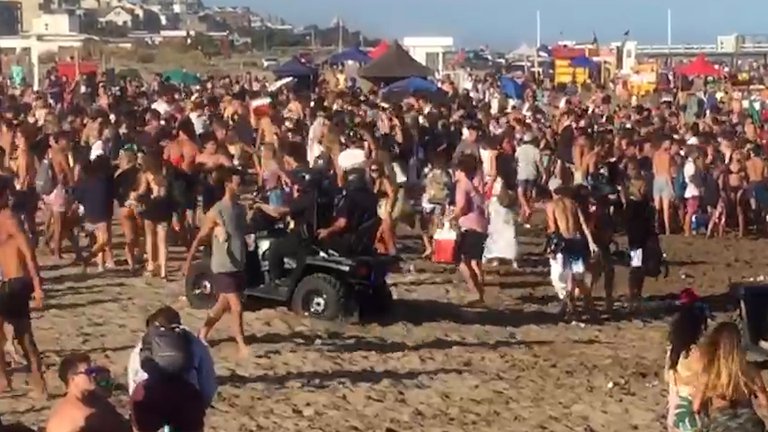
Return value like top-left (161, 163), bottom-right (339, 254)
top-left (424, 169), bottom-right (450, 205)
top-left (140, 324), bottom-right (193, 376)
top-left (35, 157), bottom-right (55, 196)
top-left (432, 221), bottom-right (457, 264)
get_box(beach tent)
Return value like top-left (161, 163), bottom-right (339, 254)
top-left (508, 43), bottom-right (535, 58)
top-left (369, 40), bottom-right (390, 59)
top-left (327, 47), bottom-right (371, 65)
top-left (358, 41), bottom-right (433, 83)
top-left (273, 57), bottom-right (317, 78)
top-left (675, 53), bottom-right (723, 77)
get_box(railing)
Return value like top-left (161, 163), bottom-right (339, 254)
top-left (636, 43), bottom-right (768, 54)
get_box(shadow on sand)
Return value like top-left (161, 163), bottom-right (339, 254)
top-left (218, 367), bottom-right (466, 389)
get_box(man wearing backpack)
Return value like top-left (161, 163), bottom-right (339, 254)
top-left (127, 306), bottom-right (216, 432)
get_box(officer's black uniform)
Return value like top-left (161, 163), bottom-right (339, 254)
top-left (267, 172), bottom-right (316, 287)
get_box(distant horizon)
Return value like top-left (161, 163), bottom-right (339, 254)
top-left (212, 0), bottom-right (768, 51)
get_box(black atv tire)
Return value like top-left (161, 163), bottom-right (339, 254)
top-left (185, 261), bottom-right (217, 310)
top-left (359, 284), bottom-right (394, 318)
top-left (291, 274), bottom-right (345, 320)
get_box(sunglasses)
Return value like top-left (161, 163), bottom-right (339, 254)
top-left (77, 366), bottom-right (113, 389)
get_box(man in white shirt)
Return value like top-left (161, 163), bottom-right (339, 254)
top-left (337, 138), bottom-right (367, 172)
top-left (682, 152), bottom-right (702, 236)
top-left (151, 91), bottom-right (173, 116)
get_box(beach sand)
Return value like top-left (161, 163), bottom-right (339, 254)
top-left (1, 229), bottom-right (758, 431)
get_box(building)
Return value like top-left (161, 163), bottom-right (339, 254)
top-left (0, 1), bottom-right (21, 35)
top-left (33, 11), bottom-right (79, 33)
top-left (402, 36), bottom-right (454, 76)
top-left (209, 6), bottom-right (250, 29)
top-left (98, 5), bottom-right (132, 27)
top-left (19, 0), bottom-right (42, 32)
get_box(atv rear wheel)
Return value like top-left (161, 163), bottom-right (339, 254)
top-left (185, 261), bottom-right (217, 310)
top-left (291, 274), bottom-right (345, 320)
top-left (359, 283), bottom-right (394, 318)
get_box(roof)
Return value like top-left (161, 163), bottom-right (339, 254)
top-left (358, 41), bottom-right (433, 80)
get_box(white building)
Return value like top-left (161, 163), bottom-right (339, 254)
top-left (99, 6), bottom-right (133, 27)
top-left (401, 36), bottom-right (454, 76)
top-left (32, 12), bottom-right (80, 34)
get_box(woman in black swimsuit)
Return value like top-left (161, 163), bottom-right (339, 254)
top-left (114, 148), bottom-right (142, 271)
top-left (132, 153), bottom-right (173, 279)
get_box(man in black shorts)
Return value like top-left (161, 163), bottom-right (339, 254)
top-left (0, 177), bottom-right (46, 396)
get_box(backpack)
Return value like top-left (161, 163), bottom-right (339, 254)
top-left (139, 324), bottom-right (193, 376)
top-left (35, 158), bottom-right (55, 196)
top-left (643, 234), bottom-right (666, 278)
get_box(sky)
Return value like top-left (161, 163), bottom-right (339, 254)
top-left (212, 0), bottom-right (768, 50)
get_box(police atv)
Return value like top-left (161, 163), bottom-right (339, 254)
top-left (184, 165), bottom-right (398, 321)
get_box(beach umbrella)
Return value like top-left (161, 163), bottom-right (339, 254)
top-left (381, 77), bottom-right (445, 102)
top-left (268, 77), bottom-right (296, 92)
top-left (163, 68), bottom-right (201, 86)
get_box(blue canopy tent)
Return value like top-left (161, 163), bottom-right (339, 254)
top-left (381, 77), bottom-right (445, 102)
top-left (499, 76), bottom-right (527, 100)
top-left (273, 57), bottom-right (318, 91)
top-left (327, 47), bottom-right (371, 65)
top-left (273, 57), bottom-right (317, 78)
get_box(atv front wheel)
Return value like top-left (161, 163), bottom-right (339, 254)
top-left (291, 274), bottom-right (345, 320)
top-left (185, 261), bottom-right (217, 310)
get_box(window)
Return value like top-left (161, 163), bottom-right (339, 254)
top-left (44, 23), bottom-right (49, 31)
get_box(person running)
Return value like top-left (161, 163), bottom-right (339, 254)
top-left (0, 177), bottom-right (46, 396)
top-left (45, 353), bottom-right (129, 432)
top-left (545, 185), bottom-right (599, 319)
top-left (183, 167), bottom-right (248, 358)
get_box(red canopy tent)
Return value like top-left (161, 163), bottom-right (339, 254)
top-left (675, 53), bottom-right (723, 77)
top-left (369, 40), bottom-right (390, 59)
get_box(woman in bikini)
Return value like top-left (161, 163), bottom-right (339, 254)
top-left (370, 160), bottom-right (398, 255)
top-left (114, 149), bottom-right (142, 271)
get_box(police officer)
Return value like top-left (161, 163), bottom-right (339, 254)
top-left (253, 168), bottom-right (316, 288)
top-left (317, 168), bottom-right (379, 255)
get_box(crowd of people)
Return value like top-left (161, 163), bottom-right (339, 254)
top-left (0, 60), bottom-right (765, 430)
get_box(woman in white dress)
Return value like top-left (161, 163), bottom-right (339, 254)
top-left (480, 134), bottom-right (519, 265)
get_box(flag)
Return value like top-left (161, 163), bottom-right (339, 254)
top-left (592, 31), bottom-right (598, 45)
top-left (623, 29), bottom-right (630, 37)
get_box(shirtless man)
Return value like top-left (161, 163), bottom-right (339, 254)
top-left (44, 133), bottom-right (75, 259)
top-left (0, 119), bottom-right (14, 169)
top-left (196, 132), bottom-right (233, 214)
top-left (652, 135), bottom-right (675, 235)
top-left (572, 134), bottom-right (589, 185)
top-left (0, 177), bottom-right (46, 396)
top-left (12, 126), bottom-right (38, 242)
top-left (745, 145), bottom-right (767, 231)
top-left (45, 353), bottom-right (130, 432)
top-left (546, 186), bottom-right (598, 319)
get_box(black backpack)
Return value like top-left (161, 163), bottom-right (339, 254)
top-left (139, 324), bottom-right (193, 376)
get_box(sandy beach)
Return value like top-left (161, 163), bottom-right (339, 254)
top-left (1, 226), bottom-right (756, 432)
